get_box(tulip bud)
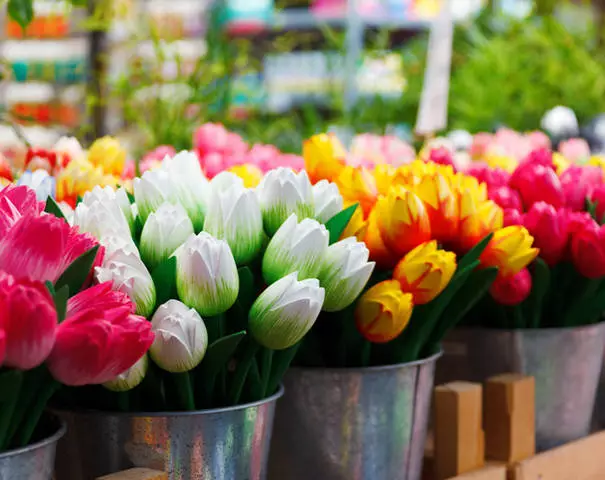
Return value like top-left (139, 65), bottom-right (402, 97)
top-left (458, 191), bottom-right (503, 252)
top-left (559, 165), bottom-right (603, 212)
top-left (363, 207), bottom-right (396, 269)
top-left (394, 241), bottom-right (457, 305)
top-left (334, 166), bottom-right (378, 217)
top-left (149, 300), bottom-right (208, 373)
top-left (176, 232), bottom-right (239, 316)
top-left (312, 180), bottom-right (343, 223)
top-left (317, 237), bottom-right (375, 312)
top-left (17, 170), bottom-right (55, 201)
top-left (203, 183), bottom-right (264, 265)
top-left (256, 167), bottom-right (315, 236)
top-left (480, 226), bottom-right (539, 278)
top-left (249, 272), bottom-right (324, 350)
top-left (303, 133), bottom-right (347, 184)
top-left (490, 268), bottom-right (532, 306)
top-left (355, 280), bottom-right (413, 343)
top-left (523, 202), bottom-right (569, 266)
top-left (488, 186), bottom-right (523, 211)
top-left (228, 164), bottom-right (263, 188)
top-left (413, 174), bottom-right (459, 243)
top-left (81, 185), bottom-right (134, 233)
top-left (509, 162), bottom-right (564, 210)
top-left (503, 208), bottom-right (524, 227)
top-left (95, 249), bottom-right (156, 318)
top-left (133, 169), bottom-right (176, 224)
top-left (570, 221), bottom-right (605, 278)
top-left (75, 187), bottom-right (132, 239)
top-left (140, 203), bottom-right (194, 269)
top-left (262, 214), bottom-right (329, 284)
top-left (88, 136), bottom-right (127, 176)
top-left (104, 354), bottom-right (148, 392)
top-left (210, 171), bottom-right (244, 193)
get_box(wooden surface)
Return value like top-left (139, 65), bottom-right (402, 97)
top-left (447, 464), bottom-right (507, 480)
top-left (96, 468), bottom-right (168, 480)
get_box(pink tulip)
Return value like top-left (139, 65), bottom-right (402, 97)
top-left (466, 163), bottom-right (510, 188)
top-left (490, 268), bottom-right (532, 306)
top-left (527, 131), bottom-right (552, 152)
top-left (0, 185), bottom-right (44, 236)
top-left (193, 123), bottom-right (230, 155)
top-left (523, 202), bottom-right (569, 266)
top-left (427, 146), bottom-right (456, 169)
top-left (47, 282), bottom-right (154, 386)
top-left (509, 161), bottom-right (564, 209)
top-left (559, 165), bottom-right (603, 211)
top-left (558, 138), bottom-right (591, 163)
top-left (489, 186), bottom-right (523, 211)
top-left (200, 152), bottom-right (227, 178)
top-left (503, 208), bottom-right (524, 227)
top-left (247, 144), bottom-right (281, 171)
top-left (0, 272), bottom-right (57, 369)
top-left (142, 145), bottom-right (177, 165)
top-left (470, 133), bottom-right (494, 159)
top-left (570, 220), bottom-right (605, 279)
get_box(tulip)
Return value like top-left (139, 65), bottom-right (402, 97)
top-left (133, 169), bottom-right (176, 224)
top-left (363, 207), bottom-right (396, 269)
top-left (457, 190), bottom-right (503, 253)
top-left (0, 273), bottom-right (57, 369)
top-left (210, 171), bottom-right (244, 193)
top-left (228, 164), bottom-right (263, 188)
top-left (140, 203), bottom-right (194, 269)
top-left (47, 282), bottom-right (154, 386)
top-left (54, 136), bottom-right (84, 163)
top-left (488, 186), bottom-right (523, 211)
top-left (570, 221), bottom-right (605, 278)
top-left (95, 249), bottom-right (156, 318)
top-left (256, 167), bottom-right (315, 236)
top-left (87, 136), bottom-right (127, 176)
top-left (341, 203), bottom-right (368, 242)
top-left (375, 187), bottom-right (431, 258)
top-left (591, 184), bottom-right (605, 223)
top-left (490, 268), bottom-right (532, 306)
top-left (559, 138), bottom-right (591, 163)
top-left (426, 146), bottom-right (455, 168)
top-left (203, 183), bottom-right (264, 265)
top-left (480, 226), bottom-right (539, 278)
top-left (317, 237), bottom-right (375, 312)
top-left (80, 185), bottom-right (134, 234)
top-left (303, 133), bottom-right (347, 184)
top-left (149, 300), bottom-right (208, 373)
top-left (559, 165), bottom-right (603, 212)
top-left (0, 184), bottom-right (44, 219)
top-left (394, 241), bottom-right (457, 304)
top-left (176, 232), bottom-right (239, 316)
top-left (262, 214), bottom-right (329, 284)
top-left (523, 202), bottom-right (569, 266)
top-left (334, 166), bottom-right (377, 217)
top-left (312, 180), bottom-right (344, 223)
top-left (249, 272), bottom-right (324, 350)
top-left (17, 170), bottom-right (55, 201)
top-left (104, 355), bottom-right (148, 392)
top-left (355, 280), bottom-right (413, 343)
top-left (193, 123), bottom-right (230, 156)
top-left (465, 163), bottom-right (510, 189)
top-left (374, 164), bottom-right (396, 196)
top-left (503, 208), bottom-right (524, 227)
top-left (509, 162), bottom-right (564, 210)
top-left (413, 174), bottom-right (459, 243)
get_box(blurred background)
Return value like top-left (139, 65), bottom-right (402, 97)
top-left (1, 0), bottom-right (604, 157)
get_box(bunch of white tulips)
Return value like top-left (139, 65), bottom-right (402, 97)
top-left (72, 151), bottom-right (375, 409)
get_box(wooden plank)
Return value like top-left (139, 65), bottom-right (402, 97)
top-left (96, 468), bottom-right (168, 480)
top-left (447, 464), bottom-right (507, 480)
top-left (512, 431), bottom-right (605, 480)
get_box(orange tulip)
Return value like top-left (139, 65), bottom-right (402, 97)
top-left (303, 133), bottom-right (347, 184)
top-left (355, 280), bottom-right (414, 343)
top-left (363, 207), bottom-right (397, 269)
top-left (335, 166), bottom-right (378, 217)
top-left (393, 241), bottom-right (457, 304)
top-left (457, 190), bottom-right (503, 253)
top-left (375, 187), bottom-right (431, 258)
top-left (480, 226), bottom-right (539, 278)
top-left (413, 173), bottom-right (459, 243)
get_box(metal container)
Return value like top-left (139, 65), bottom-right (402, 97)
top-left (268, 352), bottom-right (441, 480)
top-left (438, 325), bottom-right (605, 450)
top-left (54, 386), bottom-right (283, 480)
top-left (0, 412), bottom-right (65, 480)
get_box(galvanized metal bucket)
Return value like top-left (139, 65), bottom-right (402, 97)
top-left (54, 386), bottom-right (283, 480)
top-left (438, 324), bottom-right (605, 451)
top-left (0, 412), bottom-right (65, 480)
top-left (268, 352), bottom-right (441, 480)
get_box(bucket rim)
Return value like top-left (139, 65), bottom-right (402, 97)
top-left (52, 384), bottom-right (285, 418)
top-left (287, 349), bottom-right (443, 374)
top-left (0, 412), bottom-right (66, 460)
top-left (452, 321), bottom-right (605, 334)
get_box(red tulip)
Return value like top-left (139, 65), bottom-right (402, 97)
top-left (489, 186), bottom-right (523, 211)
top-left (521, 148), bottom-right (555, 168)
top-left (46, 282), bottom-right (154, 386)
top-left (570, 220), bottom-right (605, 279)
top-left (559, 165), bottom-right (603, 211)
top-left (0, 272), bottom-right (57, 369)
top-left (523, 202), bottom-right (569, 266)
top-left (490, 268), bottom-right (532, 306)
top-left (503, 208), bottom-right (524, 227)
top-left (509, 162), bottom-right (564, 210)
top-left (466, 163), bottom-right (510, 189)
top-left (590, 184), bottom-right (605, 223)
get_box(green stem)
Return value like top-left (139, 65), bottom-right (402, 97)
top-left (266, 343), bottom-right (301, 396)
top-left (360, 341), bottom-right (371, 367)
top-left (17, 378), bottom-right (60, 448)
top-left (173, 372), bottom-right (195, 411)
top-left (0, 370), bottom-right (23, 451)
top-left (260, 348), bottom-right (274, 398)
top-left (228, 337), bottom-right (260, 406)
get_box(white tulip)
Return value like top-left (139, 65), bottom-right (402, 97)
top-left (133, 169), bottom-right (176, 224)
top-left (74, 196), bottom-right (131, 240)
top-left (95, 249), bottom-right (156, 318)
top-left (262, 214), bottom-right (329, 284)
top-left (149, 300), bottom-right (208, 373)
top-left (256, 167), bottom-right (314, 235)
top-left (312, 180), bottom-right (343, 223)
top-left (81, 185), bottom-right (134, 233)
top-left (17, 169), bottom-right (55, 201)
top-left (249, 272), bottom-right (324, 350)
top-left (140, 202), bottom-right (194, 268)
top-left (210, 171), bottom-right (244, 193)
top-left (104, 354), bottom-right (148, 392)
top-left (203, 183), bottom-right (264, 265)
top-left (53, 136), bottom-right (84, 161)
top-left (100, 232), bottom-right (140, 259)
top-left (317, 237), bottom-right (375, 312)
top-left (176, 232), bottom-right (239, 316)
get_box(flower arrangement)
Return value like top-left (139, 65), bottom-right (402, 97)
top-left (463, 147), bottom-right (605, 328)
top-left (65, 151), bottom-right (371, 411)
top-left (0, 184), bottom-right (153, 452)
top-left (299, 134), bottom-right (538, 366)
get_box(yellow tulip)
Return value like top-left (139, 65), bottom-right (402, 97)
top-left (363, 206), bottom-right (397, 269)
top-left (303, 133), bottom-right (346, 184)
top-left (335, 166), bottom-right (377, 217)
top-left (373, 164), bottom-right (396, 196)
top-left (340, 201), bottom-right (368, 241)
top-left (480, 226), bottom-right (539, 278)
top-left (355, 280), bottom-right (414, 343)
top-left (393, 241), bottom-right (457, 304)
top-left (484, 152), bottom-right (517, 172)
top-left (228, 164), bottom-right (263, 188)
top-left (457, 191), bottom-right (503, 253)
top-left (552, 153), bottom-right (570, 175)
top-left (413, 173), bottom-right (459, 243)
top-left (87, 136), bottom-right (127, 176)
top-left (56, 158), bottom-right (120, 207)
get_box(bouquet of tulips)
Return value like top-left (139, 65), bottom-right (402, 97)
top-left (462, 148), bottom-right (605, 328)
top-left (0, 184), bottom-right (153, 452)
top-left (65, 151), bottom-right (372, 411)
top-left (299, 134), bottom-right (539, 366)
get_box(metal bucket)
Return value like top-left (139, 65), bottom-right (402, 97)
top-left (0, 412), bottom-right (65, 480)
top-left (438, 325), bottom-right (605, 451)
top-left (54, 386), bottom-right (283, 480)
top-left (268, 352), bottom-right (441, 480)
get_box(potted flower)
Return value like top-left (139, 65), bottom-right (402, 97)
top-left (266, 135), bottom-right (537, 480)
top-left (0, 184), bottom-right (153, 480)
top-left (53, 152), bottom-right (372, 480)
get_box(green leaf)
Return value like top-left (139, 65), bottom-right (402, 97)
top-left (76, 195), bottom-right (84, 205)
top-left (237, 267), bottom-right (255, 311)
top-left (325, 203), bottom-right (358, 244)
top-left (7, 0), bottom-right (33, 29)
top-left (151, 256), bottom-right (177, 307)
top-left (445, 267), bottom-right (499, 328)
top-left (0, 370), bottom-right (23, 450)
top-left (44, 196), bottom-right (66, 221)
top-left (458, 232), bottom-right (493, 270)
top-left (52, 285), bottom-right (70, 323)
top-left (55, 246), bottom-right (99, 295)
top-left (528, 258), bottom-right (550, 328)
top-left (126, 191), bottom-right (135, 204)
